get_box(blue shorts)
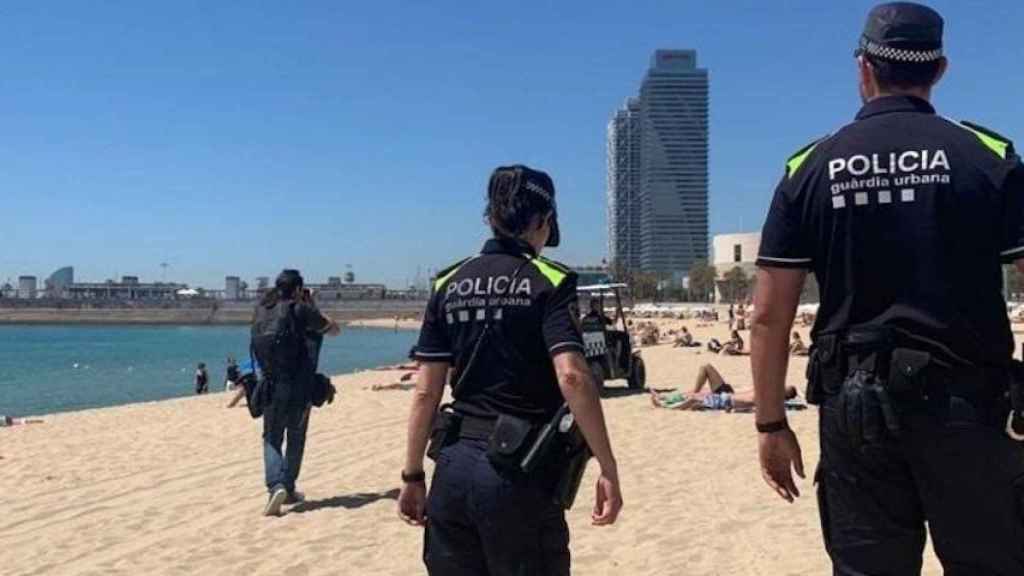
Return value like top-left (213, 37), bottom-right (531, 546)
top-left (702, 392), bottom-right (733, 410)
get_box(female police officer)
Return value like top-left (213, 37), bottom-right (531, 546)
top-left (398, 165), bottom-right (623, 575)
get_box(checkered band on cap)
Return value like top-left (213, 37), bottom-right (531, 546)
top-left (859, 36), bottom-right (943, 63)
top-left (523, 180), bottom-right (553, 204)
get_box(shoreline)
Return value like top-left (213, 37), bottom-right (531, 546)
top-left (0, 308), bottom-right (424, 327)
top-left (10, 360), bottom-right (416, 421)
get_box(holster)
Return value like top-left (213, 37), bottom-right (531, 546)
top-left (806, 334), bottom-right (842, 405)
top-left (822, 327), bottom-right (923, 447)
top-left (426, 405), bottom-right (462, 462)
top-left (520, 404), bottom-right (592, 510)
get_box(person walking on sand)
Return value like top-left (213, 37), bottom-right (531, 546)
top-left (752, 3), bottom-right (1024, 573)
top-left (250, 269), bottom-right (340, 517)
top-left (398, 165), bottom-right (622, 575)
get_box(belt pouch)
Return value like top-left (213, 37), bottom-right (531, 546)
top-left (487, 414), bottom-right (534, 474)
top-left (888, 348), bottom-right (931, 396)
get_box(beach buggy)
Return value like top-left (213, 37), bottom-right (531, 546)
top-left (578, 283), bottom-right (646, 393)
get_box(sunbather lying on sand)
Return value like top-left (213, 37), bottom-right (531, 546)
top-left (650, 365), bottom-right (799, 412)
top-left (372, 371), bottom-right (416, 391)
top-left (0, 415), bottom-right (44, 427)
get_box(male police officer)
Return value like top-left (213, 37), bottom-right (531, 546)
top-left (751, 3), bottom-right (1024, 574)
top-left (398, 165), bottom-right (623, 575)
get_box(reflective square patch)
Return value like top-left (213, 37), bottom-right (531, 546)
top-left (901, 188), bottom-right (915, 202)
top-left (878, 190), bottom-right (892, 204)
top-left (854, 192), bottom-right (869, 206)
top-left (832, 195), bottom-right (846, 209)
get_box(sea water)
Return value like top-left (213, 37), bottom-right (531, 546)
top-left (0, 325), bottom-right (416, 416)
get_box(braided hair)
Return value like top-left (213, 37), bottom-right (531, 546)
top-left (484, 165), bottom-right (555, 239)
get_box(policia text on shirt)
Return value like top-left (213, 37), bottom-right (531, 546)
top-left (752, 3), bottom-right (1024, 575)
top-left (398, 165), bottom-right (622, 576)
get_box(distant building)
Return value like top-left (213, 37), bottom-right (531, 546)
top-left (45, 267), bottom-right (74, 298)
top-left (607, 50), bottom-right (710, 282)
top-left (17, 276), bottom-right (38, 299)
top-left (607, 99), bottom-right (643, 273)
top-left (309, 282), bottom-right (387, 301)
top-left (712, 232), bottom-right (761, 302)
top-left (64, 277), bottom-right (187, 301)
top-left (225, 276), bottom-right (241, 300)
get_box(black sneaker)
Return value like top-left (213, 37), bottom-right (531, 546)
top-left (263, 485), bottom-right (288, 517)
top-left (284, 490), bottom-right (306, 505)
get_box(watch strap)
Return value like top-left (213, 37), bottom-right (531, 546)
top-left (401, 470), bottom-right (426, 484)
top-left (756, 419), bottom-right (789, 434)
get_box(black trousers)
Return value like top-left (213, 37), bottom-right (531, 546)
top-left (424, 438), bottom-right (570, 576)
top-left (817, 393), bottom-right (1024, 575)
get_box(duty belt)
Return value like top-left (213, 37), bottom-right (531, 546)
top-left (807, 327), bottom-right (1012, 437)
top-left (458, 414), bottom-right (498, 440)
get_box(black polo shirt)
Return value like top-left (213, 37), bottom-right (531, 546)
top-left (415, 237), bottom-right (584, 421)
top-left (759, 95), bottom-right (1024, 366)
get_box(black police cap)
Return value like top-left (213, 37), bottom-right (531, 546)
top-left (856, 2), bottom-right (944, 63)
top-left (488, 165), bottom-right (561, 248)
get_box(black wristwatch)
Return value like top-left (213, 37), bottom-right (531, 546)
top-left (401, 470), bottom-right (426, 484)
top-left (756, 419), bottom-right (790, 434)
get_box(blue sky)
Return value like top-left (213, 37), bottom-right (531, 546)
top-left (1, 1), bottom-right (1021, 289)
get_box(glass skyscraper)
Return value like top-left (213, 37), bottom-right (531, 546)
top-left (607, 50), bottom-right (709, 281)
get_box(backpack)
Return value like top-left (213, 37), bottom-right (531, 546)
top-left (249, 301), bottom-right (305, 415)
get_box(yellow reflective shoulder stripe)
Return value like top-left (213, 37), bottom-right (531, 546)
top-left (960, 124), bottom-right (1009, 159)
top-left (530, 258), bottom-right (567, 288)
top-left (786, 142), bottom-right (819, 179)
top-left (433, 264), bottom-right (463, 292)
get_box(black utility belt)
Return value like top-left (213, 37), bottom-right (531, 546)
top-left (807, 340), bottom-right (1004, 405)
top-left (426, 405), bottom-right (592, 509)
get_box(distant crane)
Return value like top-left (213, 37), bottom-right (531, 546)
top-left (160, 262), bottom-right (169, 282)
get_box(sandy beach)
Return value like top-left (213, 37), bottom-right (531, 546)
top-left (0, 320), bottom-right (945, 575)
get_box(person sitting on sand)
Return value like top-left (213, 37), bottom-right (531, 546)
top-left (672, 326), bottom-right (701, 348)
top-left (720, 330), bottom-right (746, 356)
top-left (790, 332), bottom-right (810, 356)
top-left (639, 324), bottom-right (660, 347)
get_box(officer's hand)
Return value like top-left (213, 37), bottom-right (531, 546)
top-left (592, 469), bottom-right (623, 526)
top-left (398, 481), bottom-right (427, 526)
top-left (758, 429), bottom-right (805, 503)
